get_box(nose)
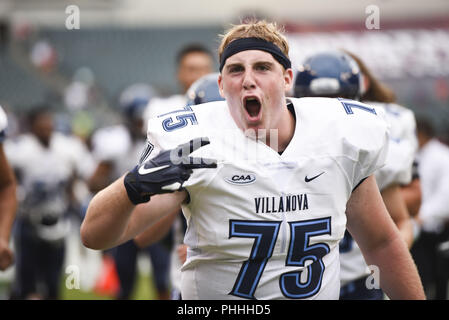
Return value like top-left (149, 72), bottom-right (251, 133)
top-left (242, 70), bottom-right (256, 90)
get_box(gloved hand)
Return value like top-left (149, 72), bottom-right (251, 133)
top-left (124, 137), bottom-right (217, 204)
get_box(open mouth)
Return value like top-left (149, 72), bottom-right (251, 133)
top-left (244, 97), bottom-right (261, 119)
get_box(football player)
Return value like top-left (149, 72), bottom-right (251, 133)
top-left (344, 51), bottom-right (422, 221)
top-left (6, 106), bottom-right (94, 299)
top-left (294, 50), bottom-right (418, 299)
top-left (81, 20), bottom-right (425, 300)
top-left (412, 116), bottom-right (449, 299)
top-left (143, 44), bottom-right (214, 124)
top-left (185, 72), bottom-right (225, 106)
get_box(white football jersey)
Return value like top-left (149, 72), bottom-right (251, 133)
top-left (146, 97), bottom-right (389, 300)
top-left (4, 132), bottom-right (94, 230)
top-left (143, 94), bottom-right (187, 132)
top-left (339, 102), bottom-right (418, 286)
top-left (91, 124), bottom-right (145, 179)
top-left (370, 102), bottom-right (418, 189)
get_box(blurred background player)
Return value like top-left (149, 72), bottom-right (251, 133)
top-left (143, 43), bottom-right (214, 122)
top-left (185, 73), bottom-right (224, 107)
top-left (294, 50), bottom-right (417, 299)
top-left (5, 106), bottom-right (94, 299)
top-left (344, 51), bottom-right (423, 226)
top-left (134, 72), bottom-right (224, 299)
top-left (0, 106), bottom-right (17, 272)
top-left (88, 83), bottom-right (173, 300)
top-left (410, 116), bottom-right (449, 299)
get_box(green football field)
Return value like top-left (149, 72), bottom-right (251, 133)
top-left (0, 272), bottom-right (158, 300)
top-left (61, 272), bottom-right (158, 300)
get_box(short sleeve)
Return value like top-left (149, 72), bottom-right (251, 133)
top-left (343, 103), bottom-right (391, 189)
top-left (354, 137), bottom-right (389, 188)
top-left (368, 102), bottom-right (417, 189)
top-left (375, 137), bottom-right (414, 190)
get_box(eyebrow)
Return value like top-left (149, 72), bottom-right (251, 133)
top-left (225, 60), bottom-right (275, 71)
top-left (224, 62), bottom-right (242, 71)
top-left (254, 61), bottom-right (275, 67)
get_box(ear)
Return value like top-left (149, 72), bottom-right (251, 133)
top-left (284, 68), bottom-right (294, 93)
top-left (218, 73), bottom-right (225, 98)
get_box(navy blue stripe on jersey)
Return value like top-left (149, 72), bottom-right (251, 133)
top-left (138, 141), bottom-right (154, 165)
top-left (278, 102), bottom-right (296, 156)
top-left (352, 177), bottom-right (368, 192)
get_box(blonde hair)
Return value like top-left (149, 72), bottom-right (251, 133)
top-left (218, 20), bottom-right (290, 62)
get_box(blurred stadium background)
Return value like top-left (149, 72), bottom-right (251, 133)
top-left (0, 0), bottom-right (448, 299)
top-left (1, 0), bottom-right (449, 134)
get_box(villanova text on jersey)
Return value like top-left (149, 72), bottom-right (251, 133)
top-left (254, 194), bottom-right (309, 214)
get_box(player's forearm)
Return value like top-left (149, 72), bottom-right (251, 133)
top-left (82, 136), bottom-right (214, 250)
top-left (81, 175), bottom-right (187, 250)
top-left (363, 232), bottom-right (425, 299)
top-left (381, 184), bottom-right (413, 248)
top-left (81, 176), bottom-right (135, 250)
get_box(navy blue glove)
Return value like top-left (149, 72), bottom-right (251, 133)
top-left (124, 137), bottom-right (217, 204)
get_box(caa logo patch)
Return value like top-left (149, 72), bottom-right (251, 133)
top-left (225, 173), bottom-right (256, 185)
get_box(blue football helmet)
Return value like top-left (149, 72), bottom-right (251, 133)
top-left (294, 51), bottom-right (362, 100)
top-left (186, 73), bottom-right (224, 106)
top-left (119, 83), bottom-right (156, 120)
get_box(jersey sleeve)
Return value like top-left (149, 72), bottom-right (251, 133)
top-left (143, 95), bottom-right (187, 127)
top-left (399, 107), bottom-right (419, 153)
top-left (369, 103), bottom-right (418, 189)
top-left (144, 115), bottom-right (178, 161)
top-left (144, 102), bottom-right (221, 193)
top-left (374, 137), bottom-right (414, 190)
top-left (144, 103), bottom-right (208, 157)
top-left (336, 99), bottom-right (391, 189)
